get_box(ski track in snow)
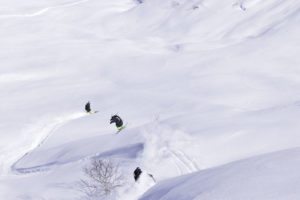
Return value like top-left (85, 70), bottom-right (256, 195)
top-left (142, 122), bottom-right (201, 176)
top-left (168, 149), bottom-right (199, 174)
top-left (36, 113), bottom-right (86, 148)
top-left (0, 0), bottom-right (89, 19)
top-left (170, 149), bottom-right (199, 173)
top-left (12, 118), bottom-right (201, 175)
top-left (10, 112), bottom-right (87, 174)
top-left (12, 143), bottom-right (144, 174)
top-left (2, 0), bottom-right (300, 199)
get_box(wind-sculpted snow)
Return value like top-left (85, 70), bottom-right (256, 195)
top-left (104, 0), bottom-right (300, 48)
top-left (140, 147), bottom-right (300, 200)
top-left (1, 0), bottom-right (300, 199)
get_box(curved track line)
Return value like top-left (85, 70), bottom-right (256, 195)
top-left (12, 143), bottom-right (144, 174)
top-left (168, 148), bottom-right (200, 174)
top-left (0, 0), bottom-right (89, 19)
top-left (174, 150), bottom-right (200, 171)
top-left (10, 112), bottom-right (86, 174)
top-left (169, 151), bottom-right (189, 174)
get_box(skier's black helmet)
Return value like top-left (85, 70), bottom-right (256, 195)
top-left (110, 115), bottom-right (123, 127)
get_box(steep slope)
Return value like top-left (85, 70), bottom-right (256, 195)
top-left (1, 0), bottom-right (300, 199)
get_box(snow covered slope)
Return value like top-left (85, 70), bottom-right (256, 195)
top-left (140, 147), bottom-right (300, 200)
top-left (1, 0), bottom-right (300, 199)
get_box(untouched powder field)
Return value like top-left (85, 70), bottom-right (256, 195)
top-left (1, 0), bottom-right (300, 199)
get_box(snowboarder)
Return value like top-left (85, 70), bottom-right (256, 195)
top-left (85, 102), bottom-right (98, 114)
top-left (133, 167), bottom-right (156, 183)
top-left (110, 115), bottom-right (124, 130)
top-left (134, 167), bottom-right (142, 181)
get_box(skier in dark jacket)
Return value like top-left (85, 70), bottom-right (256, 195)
top-left (85, 102), bottom-right (98, 114)
top-left (85, 102), bottom-right (92, 114)
top-left (134, 167), bottom-right (142, 181)
top-left (133, 167), bottom-right (156, 183)
top-left (110, 115), bottom-right (124, 130)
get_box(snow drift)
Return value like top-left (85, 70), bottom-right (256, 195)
top-left (1, 0), bottom-right (300, 199)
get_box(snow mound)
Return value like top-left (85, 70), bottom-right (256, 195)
top-left (140, 147), bottom-right (300, 200)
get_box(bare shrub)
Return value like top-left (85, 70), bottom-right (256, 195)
top-left (80, 159), bottom-right (125, 198)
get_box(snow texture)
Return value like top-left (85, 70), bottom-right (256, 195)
top-left (1, 0), bottom-right (300, 199)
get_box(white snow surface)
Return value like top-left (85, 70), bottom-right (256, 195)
top-left (1, 0), bottom-right (300, 199)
